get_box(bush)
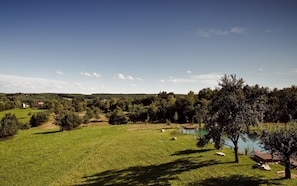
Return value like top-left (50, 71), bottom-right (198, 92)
top-left (55, 112), bottom-right (82, 131)
top-left (30, 112), bottom-right (49, 127)
top-left (0, 113), bottom-right (19, 138)
top-left (20, 122), bottom-right (31, 130)
top-left (108, 107), bottom-right (128, 125)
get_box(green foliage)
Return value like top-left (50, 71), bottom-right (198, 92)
top-left (264, 86), bottom-right (297, 123)
top-left (30, 112), bottom-right (49, 127)
top-left (108, 107), bottom-right (128, 125)
top-left (0, 113), bottom-right (19, 138)
top-left (260, 123), bottom-right (297, 179)
top-left (0, 108), bottom-right (45, 124)
top-left (198, 74), bottom-right (266, 163)
top-left (55, 112), bottom-right (82, 130)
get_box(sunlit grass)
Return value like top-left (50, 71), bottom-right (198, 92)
top-left (0, 108), bottom-right (45, 124)
top-left (0, 124), bottom-right (296, 185)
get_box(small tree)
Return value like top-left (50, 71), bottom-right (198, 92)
top-left (108, 107), bottom-right (128, 125)
top-left (55, 112), bottom-right (82, 131)
top-left (260, 123), bottom-right (297, 179)
top-left (30, 112), bottom-right (49, 127)
top-left (0, 113), bottom-right (19, 138)
top-left (197, 75), bottom-right (266, 163)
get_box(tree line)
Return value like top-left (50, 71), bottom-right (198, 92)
top-left (1, 85), bottom-right (296, 125)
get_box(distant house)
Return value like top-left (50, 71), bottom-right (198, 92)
top-left (37, 101), bottom-right (44, 108)
top-left (21, 103), bottom-right (29, 109)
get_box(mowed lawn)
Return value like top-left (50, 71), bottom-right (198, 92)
top-left (1, 124), bottom-right (297, 186)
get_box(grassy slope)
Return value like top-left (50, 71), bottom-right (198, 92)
top-left (0, 124), bottom-right (297, 186)
top-left (0, 108), bottom-right (45, 124)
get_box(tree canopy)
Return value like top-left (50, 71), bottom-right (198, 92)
top-left (197, 74), bottom-right (266, 163)
top-left (0, 113), bottom-right (19, 138)
top-left (55, 112), bottom-right (82, 131)
top-left (260, 123), bottom-right (297, 179)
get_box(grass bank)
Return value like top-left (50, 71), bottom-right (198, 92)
top-left (0, 124), bottom-right (296, 185)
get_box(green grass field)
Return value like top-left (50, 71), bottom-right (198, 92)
top-left (0, 108), bottom-right (45, 124)
top-left (0, 124), bottom-right (297, 185)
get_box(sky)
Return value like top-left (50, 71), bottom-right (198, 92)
top-left (0, 0), bottom-right (297, 94)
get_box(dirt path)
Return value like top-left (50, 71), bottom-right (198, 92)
top-left (39, 113), bottom-right (59, 129)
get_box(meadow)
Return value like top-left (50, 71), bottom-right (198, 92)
top-left (0, 108), bottom-right (45, 124)
top-left (1, 123), bottom-right (297, 185)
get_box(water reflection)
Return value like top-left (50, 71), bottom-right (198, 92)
top-left (181, 128), bottom-right (263, 152)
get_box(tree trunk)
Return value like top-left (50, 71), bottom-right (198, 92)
top-left (234, 145), bottom-right (239, 163)
top-left (285, 158), bottom-right (291, 179)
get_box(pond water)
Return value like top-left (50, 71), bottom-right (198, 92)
top-left (180, 128), bottom-right (264, 152)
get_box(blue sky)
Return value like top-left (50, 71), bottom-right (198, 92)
top-left (0, 0), bottom-right (297, 94)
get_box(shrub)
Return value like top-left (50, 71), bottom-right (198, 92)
top-left (55, 112), bottom-right (82, 131)
top-left (108, 107), bottom-right (128, 125)
top-left (0, 113), bottom-right (19, 138)
top-left (20, 123), bottom-right (31, 130)
top-left (30, 112), bottom-right (49, 127)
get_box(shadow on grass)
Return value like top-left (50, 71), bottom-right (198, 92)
top-left (171, 149), bottom-right (213, 156)
top-left (188, 174), bottom-right (282, 186)
top-left (34, 130), bottom-right (61, 135)
top-left (75, 158), bottom-right (221, 186)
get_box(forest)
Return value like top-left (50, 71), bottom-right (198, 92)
top-left (0, 84), bottom-right (296, 126)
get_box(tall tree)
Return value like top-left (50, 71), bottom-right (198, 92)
top-left (260, 124), bottom-right (297, 179)
top-left (197, 75), bottom-right (266, 163)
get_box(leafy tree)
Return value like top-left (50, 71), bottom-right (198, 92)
top-left (264, 86), bottom-right (297, 123)
top-left (30, 112), bottom-right (49, 127)
top-left (108, 107), bottom-right (128, 125)
top-left (83, 108), bottom-right (94, 124)
top-left (72, 97), bottom-right (86, 112)
top-left (55, 112), bottom-right (82, 131)
top-left (193, 98), bottom-right (209, 126)
top-left (128, 104), bottom-right (148, 122)
top-left (0, 113), bottom-right (19, 138)
top-left (197, 75), bottom-right (266, 163)
top-left (260, 123), bottom-right (297, 179)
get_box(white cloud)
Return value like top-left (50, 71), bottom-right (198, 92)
top-left (186, 70), bottom-right (192, 74)
top-left (167, 77), bottom-right (195, 83)
top-left (0, 74), bottom-right (106, 94)
top-left (230, 27), bottom-right (246, 34)
top-left (127, 76), bottom-right (134, 80)
top-left (56, 70), bottom-right (64, 75)
top-left (0, 74), bottom-right (71, 93)
top-left (117, 73), bottom-right (126, 80)
top-left (191, 72), bottom-right (223, 85)
top-left (161, 72), bottom-right (223, 86)
top-left (92, 72), bottom-right (101, 78)
top-left (195, 27), bottom-right (246, 38)
top-left (257, 68), bottom-right (263, 72)
top-left (81, 71), bottom-right (92, 77)
top-left (116, 73), bottom-right (142, 81)
top-left (81, 71), bottom-right (101, 78)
